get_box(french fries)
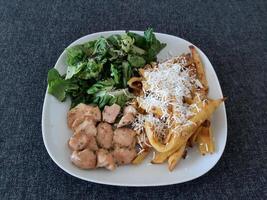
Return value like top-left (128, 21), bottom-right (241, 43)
top-left (132, 149), bottom-right (151, 165)
top-left (197, 120), bottom-right (215, 155)
top-left (132, 46), bottom-right (225, 171)
top-left (137, 97), bottom-right (164, 117)
top-left (189, 45), bottom-right (208, 92)
top-left (188, 125), bottom-right (202, 147)
top-left (168, 144), bottom-right (186, 171)
top-left (145, 98), bottom-right (224, 153)
top-left (151, 144), bottom-right (182, 164)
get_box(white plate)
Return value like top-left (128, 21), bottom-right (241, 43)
top-left (42, 31), bottom-right (227, 186)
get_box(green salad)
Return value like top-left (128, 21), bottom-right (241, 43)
top-left (47, 28), bottom-right (166, 109)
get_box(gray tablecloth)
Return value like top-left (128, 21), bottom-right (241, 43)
top-left (0, 0), bottom-right (266, 199)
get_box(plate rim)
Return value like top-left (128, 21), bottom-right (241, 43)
top-left (42, 30), bottom-right (228, 186)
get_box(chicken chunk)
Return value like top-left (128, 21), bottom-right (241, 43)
top-left (71, 117), bottom-right (86, 131)
top-left (68, 132), bottom-right (89, 151)
top-left (113, 128), bottom-right (136, 148)
top-left (96, 122), bottom-right (113, 149)
top-left (87, 136), bottom-right (98, 151)
top-left (102, 104), bottom-right (121, 123)
top-left (96, 149), bottom-right (116, 170)
top-left (117, 113), bottom-right (135, 128)
top-left (75, 119), bottom-right (97, 137)
top-left (71, 149), bottom-right (96, 169)
top-left (85, 106), bottom-right (101, 122)
top-left (123, 105), bottom-right (137, 116)
top-left (67, 103), bottom-right (101, 129)
top-left (71, 116), bottom-right (97, 132)
top-left (113, 148), bottom-right (137, 165)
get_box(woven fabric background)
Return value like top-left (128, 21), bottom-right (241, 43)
top-left (0, 0), bottom-right (266, 199)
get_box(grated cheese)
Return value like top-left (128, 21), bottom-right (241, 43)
top-left (132, 55), bottom-right (201, 139)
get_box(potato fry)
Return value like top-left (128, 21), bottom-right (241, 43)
top-left (188, 125), bottom-right (202, 147)
top-left (139, 68), bottom-right (145, 77)
top-left (197, 120), bottom-right (215, 155)
top-left (151, 144), bottom-right (181, 164)
top-left (184, 97), bottom-right (194, 105)
top-left (137, 97), bottom-right (164, 117)
top-left (132, 149), bottom-right (151, 165)
top-left (168, 144), bottom-right (186, 171)
top-left (189, 45), bottom-right (208, 92)
top-left (145, 98), bottom-right (224, 153)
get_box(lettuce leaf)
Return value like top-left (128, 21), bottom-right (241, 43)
top-left (47, 28), bottom-right (166, 109)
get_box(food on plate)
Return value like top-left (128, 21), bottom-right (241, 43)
top-left (74, 119), bottom-right (97, 137)
top-left (117, 105), bottom-right (137, 128)
top-left (67, 103), bottom-right (101, 129)
top-left (196, 120), bottom-right (215, 155)
top-left (113, 148), bottom-right (137, 165)
top-left (96, 149), bottom-right (116, 170)
top-left (130, 45), bottom-right (225, 171)
top-left (47, 28), bottom-right (225, 171)
top-left (144, 98), bottom-right (223, 153)
top-left (70, 149), bottom-right (96, 169)
top-left (113, 128), bottom-right (136, 148)
top-left (102, 104), bottom-right (121, 123)
top-left (68, 132), bottom-right (91, 151)
top-left (168, 144), bottom-right (186, 171)
top-left (96, 122), bottom-right (113, 149)
top-left (189, 45), bottom-right (208, 92)
top-left (67, 103), bottom-right (138, 170)
top-left (47, 28), bottom-right (166, 108)
top-left (132, 148), bottom-right (150, 165)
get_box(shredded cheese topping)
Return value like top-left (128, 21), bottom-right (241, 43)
top-left (132, 55), bottom-right (201, 140)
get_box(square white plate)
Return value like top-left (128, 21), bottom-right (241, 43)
top-left (42, 31), bottom-right (227, 186)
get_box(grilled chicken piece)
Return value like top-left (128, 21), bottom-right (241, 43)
top-left (113, 128), bottom-right (136, 148)
top-left (96, 122), bottom-right (114, 149)
top-left (67, 103), bottom-right (101, 129)
top-left (117, 105), bottom-right (137, 128)
top-left (68, 132), bottom-right (89, 151)
top-left (75, 119), bottom-right (97, 137)
top-left (102, 104), bottom-right (121, 123)
top-left (71, 149), bottom-right (96, 169)
top-left (71, 116), bottom-right (98, 131)
top-left (117, 113), bottom-right (135, 128)
top-left (87, 136), bottom-right (98, 151)
top-left (96, 149), bottom-right (116, 170)
top-left (112, 148), bottom-right (137, 165)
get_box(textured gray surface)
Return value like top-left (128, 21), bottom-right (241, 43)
top-left (0, 0), bottom-right (266, 199)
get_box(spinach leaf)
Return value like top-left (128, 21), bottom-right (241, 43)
top-left (87, 79), bottom-right (115, 95)
top-left (48, 68), bottom-right (62, 83)
top-left (144, 28), bottom-right (166, 62)
top-left (108, 48), bottom-right (125, 61)
top-left (65, 62), bottom-right (85, 80)
top-left (47, 28), bottom-right (166, 109)
top-left (121, 61), bottom-right (132, 87)
top-left (93, 37), bottom-right (109, 59)
top-left (66, 46), bottom-right (85, 66)
top-left (77, 59), bottom-right (104, 80)
top-left (47, 69), bottom-right (78, 101)
top-left (107, 34), bottom-right (121, 48)
top-left (127, 32), bottom-right (147, 49)
top-left (120, 35), bottom-right (135, 53)
top-left (48, 79), bottom-right (68, 101)
top-left (127, 54), bottom-right (146, 67)
top-left (82, 40), bottom-right (96, 56)
top-left (131, 45), bottom-right (146, 55)
top-left (111, 64), bottom-right (121, 85)
top-left (92, 89), bottom-right (133, 109)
